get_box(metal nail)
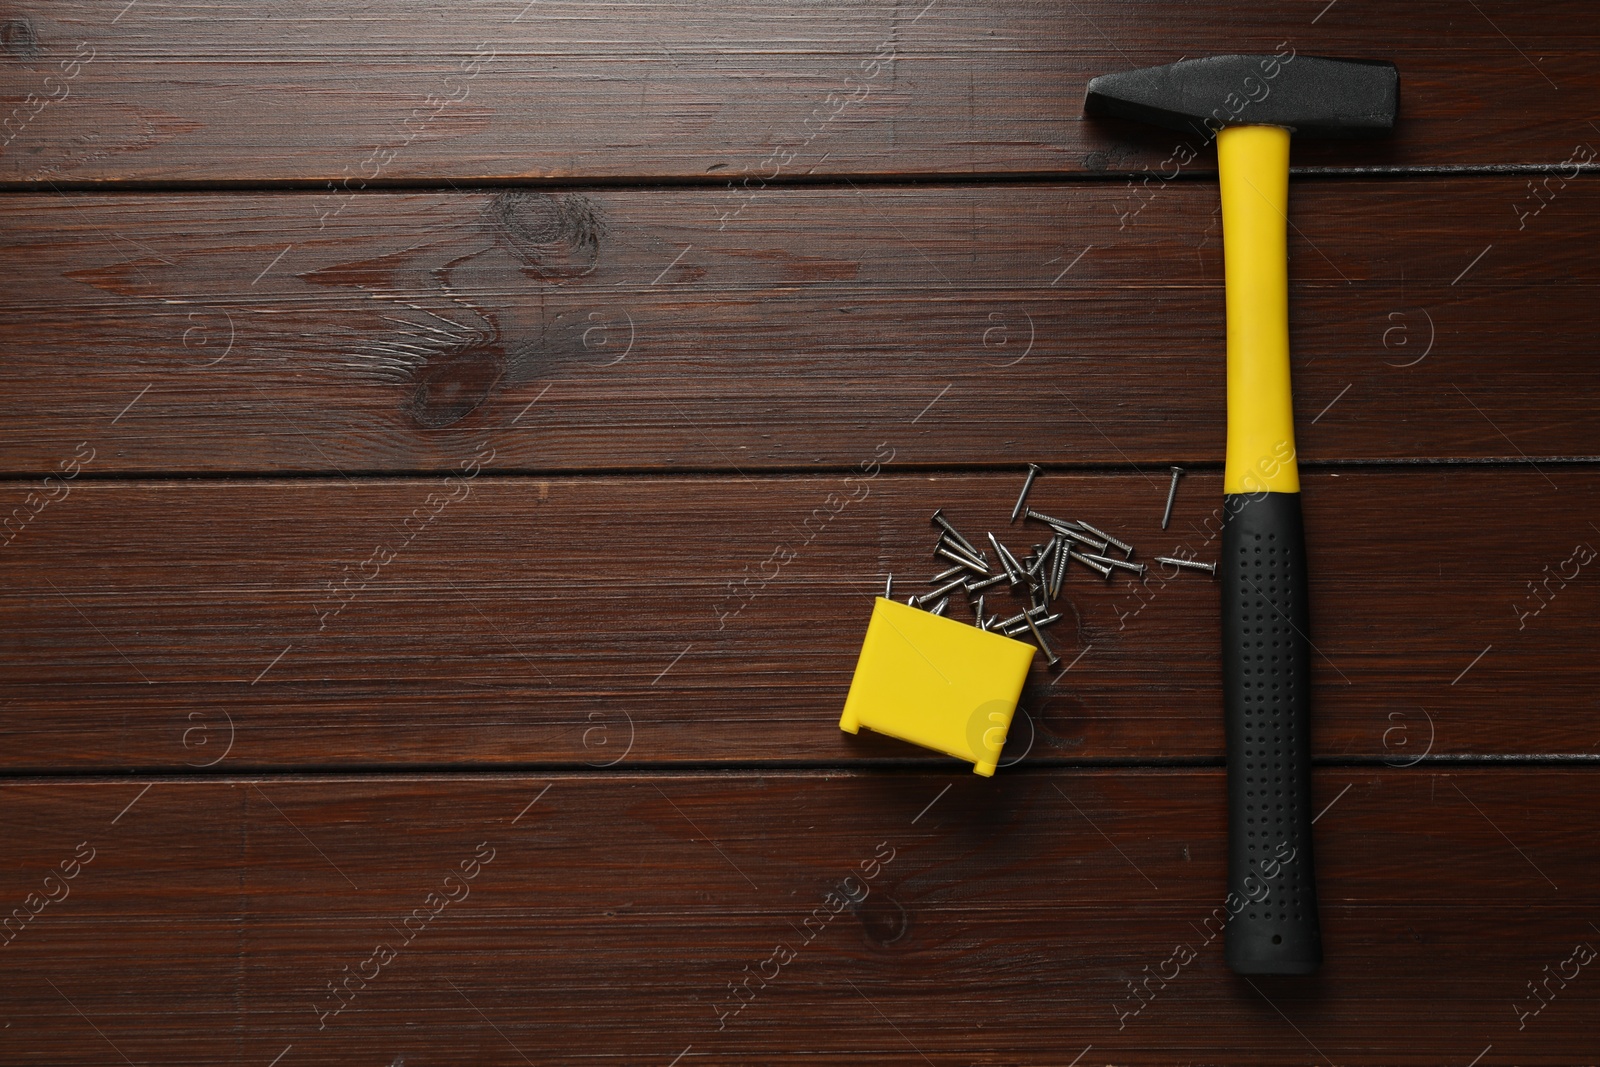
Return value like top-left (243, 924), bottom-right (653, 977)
top-left (965, 572), bottom-right (1008, 593)
top-left (1025, 509), bottom-right (1083, 533)
top-left (1056, 527), bottom-right (1110, 554)
top-left (939, 533), bottom-right (989, 563)
top-left (1161, 466), bottom-right (1184, 530)
top-left (1030, 508), bottom-right (1081, 527)
top-left (1076, 520), bottom-right (1134, 559)
top-left (930, 596), bottom-right (950, 616)
top-left (937, 535), bottom-right (990, 568)
top-left (988, 532), bottom-right (1023, 585)
top-left (1068, 550), bottom-right (1113, 578)
top-left (1083, 553), bottom-right (1146, 575)
top-left (914, 576), bottom-right (970, 605)
top-left (1002, 611), bottom-right (1062, 635)
top-left (975, 595), bottom-right (986, 627)
top-left (931, 564), bottom-right (968, 583)
top-left (1023, 611), bottom-right (1061, 667)
top-left (1050, 535), bottom-right (1070, 597)
top-left (1010, 463), bottom-right (1042, 523)
top-left (885, 573), bottom-right (894, 599)
top-left (995, 605), bottom-right (1049, 631)
top-left (931, 509), bottom-right (982, 559)
top-left (1000, 542), bottom-right (1029, 585)
top-left (1003, 620), bottom-right (1062, 637)
top-left (936, 544), bottom-right (991, 576)
top-left (999, 542), bottom-right (1028, 586)
top-left (1155, 555), bottom-right (1217, 576)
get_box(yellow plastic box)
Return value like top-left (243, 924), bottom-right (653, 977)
top-left (839, 597), bottom-right (1036, 776)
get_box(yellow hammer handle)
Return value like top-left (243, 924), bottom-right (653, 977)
top-left (1218, 124), bottom-right (1300, 495)
top-left (1216, 123), bottom-right (1323, 975)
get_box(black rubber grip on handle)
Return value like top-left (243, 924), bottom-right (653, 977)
top-left (1221, 491), bottom-right (1322, 975)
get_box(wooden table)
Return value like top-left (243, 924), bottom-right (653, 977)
top-left (3, 3), bottom-right (1597, 1063)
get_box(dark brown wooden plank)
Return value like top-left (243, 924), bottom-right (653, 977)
top-left (1, 769), bottom-right (1595, 1064)
top-left (2, 179), bottom-right (1597, 474)
top-left (2, 2), bottom-right (1597, 181)
top-left (2, 470), bottom-right (1592, 768)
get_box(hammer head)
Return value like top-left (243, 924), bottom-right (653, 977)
top-left (1085, 54), bottom-right (1397, 139)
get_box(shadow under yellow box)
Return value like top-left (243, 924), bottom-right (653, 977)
top-left (839, 598), bottom-right (1035, 776)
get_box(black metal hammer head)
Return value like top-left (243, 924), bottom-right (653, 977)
top-left (1085, 54), bottom-right (1397, 139)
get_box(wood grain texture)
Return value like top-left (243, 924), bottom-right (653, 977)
top-left (1, 471), bottom-right (1592, 769)
top-left (3, 4), bottom-right (1597, 1061)
top-left (2, 179), bottom-right (1597, 474)
top-left (1, 769), bottom-right (1595, 1065)
top-left (1, 2), bottom-right (1597, 182)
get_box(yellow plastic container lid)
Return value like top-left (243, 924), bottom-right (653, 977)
top-left (839, 597), bottom-right (1036, 776)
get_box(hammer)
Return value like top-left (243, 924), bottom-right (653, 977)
top-left (1085, 54), bottom-right (1398, 975)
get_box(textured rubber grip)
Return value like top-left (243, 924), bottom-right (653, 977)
top-left (1221, 491), bottom-right (1321, 975)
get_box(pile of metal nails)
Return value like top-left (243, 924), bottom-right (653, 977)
top-left (885, 464), bottom-right (1216, 669)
